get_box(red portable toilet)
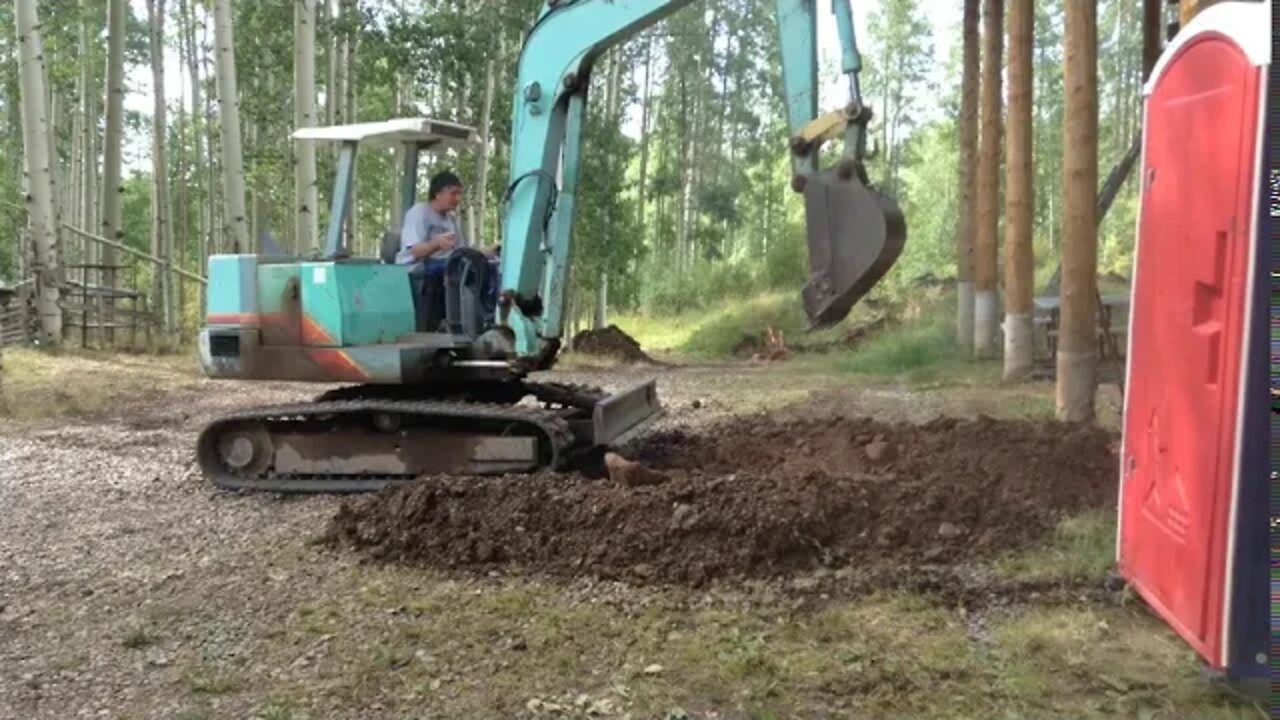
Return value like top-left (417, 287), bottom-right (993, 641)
top-left (1118, 0), bottom-right (1270, 698)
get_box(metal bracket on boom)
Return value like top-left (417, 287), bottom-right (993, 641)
top-left (791, 102), bottom-right (872, 156)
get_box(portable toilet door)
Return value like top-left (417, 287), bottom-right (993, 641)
top-left (1117, 0), bottom-right (1270, 697)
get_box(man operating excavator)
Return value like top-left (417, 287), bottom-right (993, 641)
top-left (397, 170), bottom-right (500, 327)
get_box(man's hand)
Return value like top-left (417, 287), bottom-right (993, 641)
top-left (433, 231), bottom-right (458, 253)
top-left (409, 231), bottom-right (457, 259)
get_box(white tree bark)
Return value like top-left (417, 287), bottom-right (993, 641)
top-left (46, 90), bottom-right (66, 277)
top-left (636, 35), bottom-right (653, 240)
top-left (100, 0), bottom-right (127, 343)
top-left (79, 2), bottom-right (97, 238)
top-left (294, 0), bottom-right (319, 254)
top-left (213, 0), bottom-right (251, 253)
top-left (200, 11), bottom-right (219, 256)
top-left (177, 0), bottom-right (201, 316)
top-left (70, 91), bottom-right (83, 242)
top-left (179, 0), bottom-right (206, 280)
top-left (146, 0), bottom-right (175, 337)
top-left (476, 31), bottom-right (498, 245)
top-left (593, 50), bottom-right (624, 331)
top-left (344, 4), bottom-right (359, 253)
top-left (15, 0), bottom-right (62, 344)
top-left (325, 0), bottom-right (338, 128)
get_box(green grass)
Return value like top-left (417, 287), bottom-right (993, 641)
top-left (614, 291), bottom-right (895, 360)
top-left (207, 559), bottom-right (1263, 720)
top-left (185, 670), bottom-right (244, 696)
top-left (997, 510), bottom-right (1118, 583)
top-left (831, 301), bottom-right (958, 380)
top-left (120, 626), bottom-right (161, 650)
top-left (1, 346), bottom-right (198, 420)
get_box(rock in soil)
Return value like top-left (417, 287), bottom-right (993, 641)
top-left (604, 452), bottom-right (671, 488)
top-left (322, 412), bottom-right (1119, 587)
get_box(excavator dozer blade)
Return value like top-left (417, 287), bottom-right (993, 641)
top-left (801, 169), bottom-right (907, 329)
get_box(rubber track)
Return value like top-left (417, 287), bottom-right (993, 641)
top-left (196, 398), bottom-right (576, 494)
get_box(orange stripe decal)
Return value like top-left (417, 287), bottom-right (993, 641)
top-left (307, 349), bottom-right (370, 381)
top-left (301, 314), bottom-right (337, 346)
top-left (208, 312), bottom-right (260, 325)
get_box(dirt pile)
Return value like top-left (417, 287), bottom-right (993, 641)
top-left (322, 414), bottom-right (1119, 587)
top-left (570, 325), bottom-right (660, 364)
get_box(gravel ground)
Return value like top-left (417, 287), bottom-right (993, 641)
top-left (0, 358), bottom-right (1125, 719)
top-left (0, 362), bottom-right (845, 719)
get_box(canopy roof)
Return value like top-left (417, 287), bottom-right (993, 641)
top-left (292, 117), bottom-right (480, 151)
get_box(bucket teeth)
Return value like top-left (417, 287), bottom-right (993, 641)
top-left (801, 170), bottom-right (907, 329)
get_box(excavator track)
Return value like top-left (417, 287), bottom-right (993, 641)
top-left (196, 396), bottom-right (577, 494)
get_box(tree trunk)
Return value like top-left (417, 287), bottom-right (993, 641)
top-left (636, 35), bottom-right (654, 245)
top-left (594, 49), bottom-right (623, 330)
top-left (179, 0), bottom-right (208, 312)
top-left (476, 31), bottom-right (499, 245)
top-left (247, 82), bottom-right (262, 250)
top-left (100, 0), bottom-right (126, 343)
top-left (202, 9), bottom-right (219, 256)
top-left (294, 0), bottom-right (319, 255)
top-left (1178, 0), bottom-right (1219, 27)
top-left (213, 0), bottom-right (250, 253)
top-left (1057, 0), bottom-right (1098, 422)
top-left (956, 0), bottom-right (979, 352)
top-left (593, 274), bottom-right (608, 330)
top-left (70, 88), bottom-right (82, 254)
top-left (339, 0), bottom-right (357, 250)
top-left (1142, 0), bottom-right (1161, 79)
top-left (146, 0), bottom-right (175, 340)
top-left (79, 3), bottom-right (97, 237)
top-left (324, 0), bottom-right (335, 131)
top-left (390, 74), bottom-right (406, 230)
top-left (176, 29), bottom-right (190, 338)
top-left (15, 0), bottom-right (62, 344)
top-left (973, 0), bottom-right (1003, 358)
top-left (46, 89), bottom-right (65, 284)
top-left (1003, 0), bottom-right (1034, 381)
top-left (71, 28), bottom-right (84, 233)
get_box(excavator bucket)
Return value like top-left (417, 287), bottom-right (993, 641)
top-left (800, 168), bottom-right (906, 328)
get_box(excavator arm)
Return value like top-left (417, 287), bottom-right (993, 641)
top-left (496, 0), bottom-right (906, 365)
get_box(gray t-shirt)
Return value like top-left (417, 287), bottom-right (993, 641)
top-left (396, 202), bottom-right (467, 267)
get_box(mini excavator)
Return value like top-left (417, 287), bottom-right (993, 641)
top-left (195, 0), bottom-right (906, 492)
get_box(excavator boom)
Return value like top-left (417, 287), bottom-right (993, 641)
top-left (497, 0), bottom-right (906, 359)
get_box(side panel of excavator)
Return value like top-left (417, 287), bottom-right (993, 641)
top-left (200, 255), bottom-right (421, 384)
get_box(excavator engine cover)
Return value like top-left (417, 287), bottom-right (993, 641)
top-left (800, 169), bottom-right (906, 328)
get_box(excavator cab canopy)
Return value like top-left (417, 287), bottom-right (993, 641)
top-left (292, 117), bottom-right (482, 260)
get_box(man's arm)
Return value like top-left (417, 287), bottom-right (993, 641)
top-left (398, 206), bottom-right (454, 262)
top-left (408, 233), bottom-right (452, 259)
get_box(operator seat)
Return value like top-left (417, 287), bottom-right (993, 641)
top-left (382, 229), bottom-right (447, 333)
top-left (379, 230), bottom-right (400, 265)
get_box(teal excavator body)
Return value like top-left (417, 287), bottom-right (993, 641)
top-left (195, 1), bottom-right (906, 493)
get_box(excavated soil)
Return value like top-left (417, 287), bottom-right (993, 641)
top-left (569, 325), bottom-right (661, 364)
top-left (323, 412), bottom-right (1119, 587)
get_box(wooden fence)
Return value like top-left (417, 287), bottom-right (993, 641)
top-left (1, 219), bottom-right (207, 351)
top-left (0, 292), bottom-right (26, 347)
